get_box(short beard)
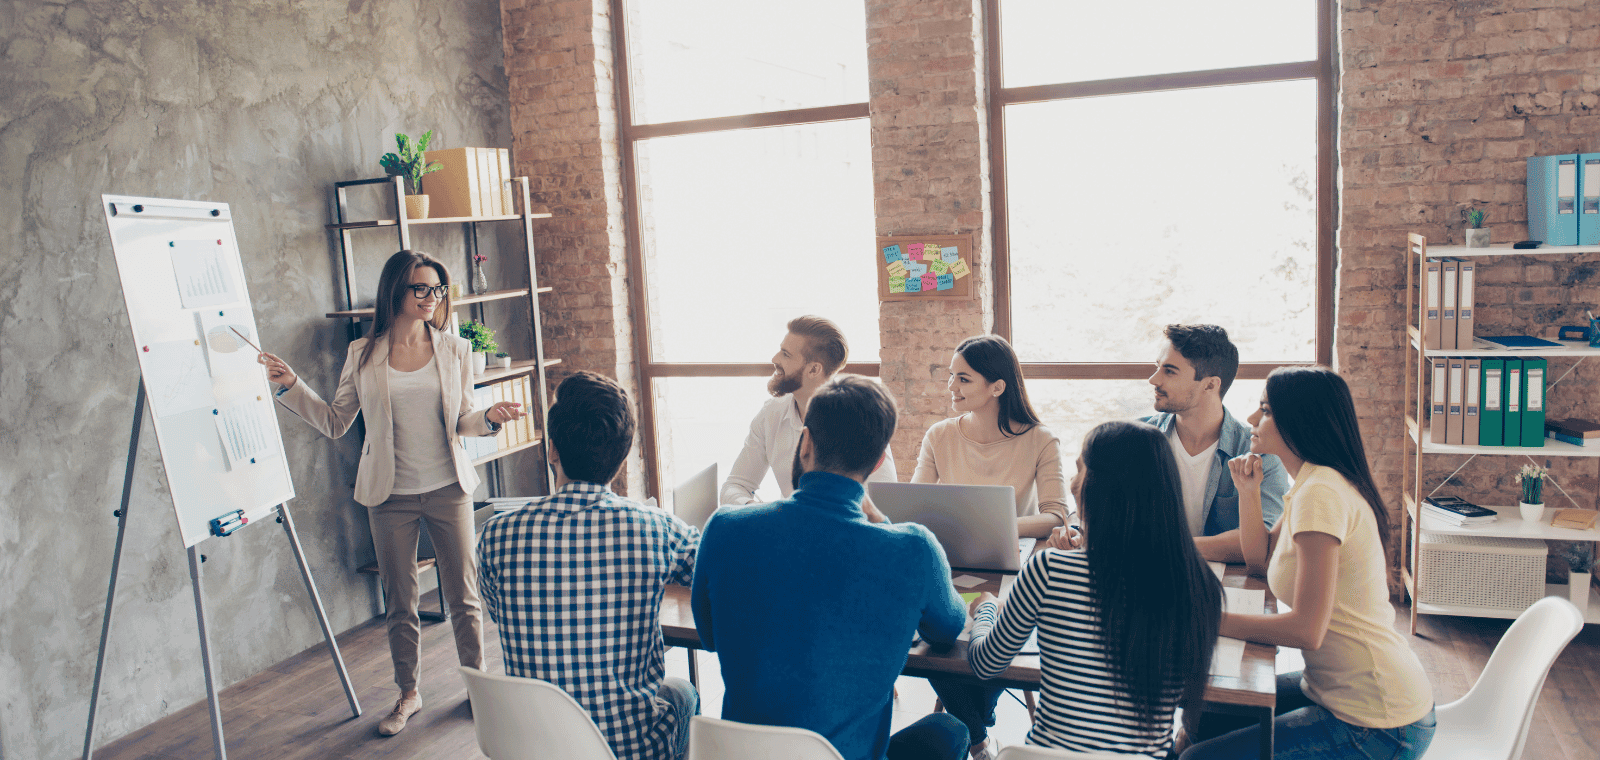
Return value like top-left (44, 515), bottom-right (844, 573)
top-left (1153, 391), bottom-right (1193, 414)
top-left (768, 370), bottom-right (802, 397)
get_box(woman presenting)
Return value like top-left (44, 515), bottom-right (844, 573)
top-left (259, 250), bottom-right (523, 737)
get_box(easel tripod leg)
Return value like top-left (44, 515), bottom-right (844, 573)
top-left (188, 546), bottom-right (228, 760)
top-left (277, 502), bottom-right (362, 718)
top-left (82, 382), bottom-right (145, 760)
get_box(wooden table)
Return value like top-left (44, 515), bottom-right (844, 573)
top-left (659, 563), bottom-right (1280, 760)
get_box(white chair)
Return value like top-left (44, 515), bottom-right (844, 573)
top-left (458, 666), bottom-right (618, 760)
top-left (995, 745), bottom-right (1155, 759)
top-left (687, 715), bottom-right (846, 760)
top-left (1423, 596), bottom-right (1585, 760)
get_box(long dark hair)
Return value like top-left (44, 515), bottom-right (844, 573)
top-left (358, 250), bottom-right (452, 370)
top-left (1079, 420), bottom-right (1221, 727)
top-left (955, 335), bottom-right (1040, 437)
top-left (1264, 366), bottom-right (1391, 549)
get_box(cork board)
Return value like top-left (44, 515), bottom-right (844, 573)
top-left (876, 233), bottom-right (976, 302)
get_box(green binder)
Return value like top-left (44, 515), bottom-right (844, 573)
top-left (1479, 358), bottom-right (1504, 446)
top-left (1503, 359), bottom-right (1522, 447)
top-left (1521, 357), bottom-right (1547, 447)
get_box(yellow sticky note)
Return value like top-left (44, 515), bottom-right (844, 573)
top-left (886, 260), bottom-right (907, 278)
top-left (924, 243), bottom-right (942, 260)
top-left (951, 259), bottom-right (971, 279)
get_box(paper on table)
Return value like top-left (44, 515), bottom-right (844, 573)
top-left (1208, 561), bottom-right (1226, 581)
top-left (952, 574), bottom-right (986, 589)
top-left (170, 239), bottom-right (240, 309)
top-left (1224, 587), bottom-right (1265, 615)
top-left (1210, 586), bottom-right (1266, 678)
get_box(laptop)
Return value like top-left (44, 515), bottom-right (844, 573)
top-left (867, 482), bottom-right (1022, 572)
top-left (672, 463), bottom-right (719, 530)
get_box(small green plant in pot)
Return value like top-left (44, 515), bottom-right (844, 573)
top-left (380, 131), bottom-right (442, 219)
top-left (1464, 207), bottom-right (1490, 248)
top-left (494, 351), bottom-right (511, 369)
top-left (459, 319), bottom-right (498, 374)
top-left (1515, 463), bottom-right (1547, 522)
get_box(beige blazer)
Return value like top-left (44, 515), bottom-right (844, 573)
top-left (275, 327), bottom-right (495, 507)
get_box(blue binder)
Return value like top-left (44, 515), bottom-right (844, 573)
top-left (1528, 155), bottom-right (1579, 246)
top-left (1580, 153), bottom-right (1600, 245)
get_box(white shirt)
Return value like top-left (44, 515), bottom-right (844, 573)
top-left (719, 394), bottom-right (898, 505)
top-left (388, 356), bottom-right (459, 495)
top-left (1167, 427), bottom-right (1217, 537)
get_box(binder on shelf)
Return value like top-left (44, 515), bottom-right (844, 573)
top-left (499, 149), bottom-right (516, 215)
top-left (1455, 258), bottom-right (1475, 347)
top-left (1430, 357), bottom-right (1448, 444)
top-left (1446, 358), bottom-right (1465, 444)
top-left (1463, 357), bottom-right (1481, 445)
top-left (1521, 357), bottom-right (1546, 448)
top-left (1480, 358), bottom-right (1504, 446)
top-left (1440, 259), bottom-right (1459, 350)
top-left (1580, 154), bottom-right (1600, 246)
top-left (520, 376), bottom-right (535, 444)
top-left (1503, 358), bottom-right (1523, 446)
top-left (1527, 154), bottom-right (1579, 246)
top-left (508, 376), bottom-right (527, 447)
top-left (421, 147), bottom-right (484, 218)
top-left (1424, 258), bottom-right (1442, 350)
top-left (493, 380), bottom-right (511, 450)
top-left (475, 148), bottom-right (497, 221)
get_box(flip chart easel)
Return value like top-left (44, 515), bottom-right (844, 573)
top-left (84, 196), bottom-right (360, 760)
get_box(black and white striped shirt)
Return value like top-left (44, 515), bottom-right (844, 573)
top-left (968, 549), bottom-right (1179, 756)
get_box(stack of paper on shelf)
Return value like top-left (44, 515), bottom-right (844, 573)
top-left (1423, 496), bottom-right (1497, 526)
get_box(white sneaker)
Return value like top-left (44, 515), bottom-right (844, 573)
top-left (969, 739), bottom-right (1001, 760)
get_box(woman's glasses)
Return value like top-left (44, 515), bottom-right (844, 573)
top-left (408, 284), bottom-right (448, 300)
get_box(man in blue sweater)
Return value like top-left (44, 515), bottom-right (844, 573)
top-left (691, 375), bottom-right (970, 760)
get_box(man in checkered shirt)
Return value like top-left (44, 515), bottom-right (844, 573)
top-left (477, 371), bottom-right (699, 760)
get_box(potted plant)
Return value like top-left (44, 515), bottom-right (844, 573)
top-left (1464, 207), bottom-right (1489, 248)
top-left (379, 131), bottom-right (442, 220)
top-left (459, 319), bottom-right (498, 375)
top-left (1515, 463), bottom-right (1547, 522)
top-left (494, 351), bottom-right (512, 369)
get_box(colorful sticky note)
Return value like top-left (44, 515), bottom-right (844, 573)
top-left (951, 259), bottom-right (971, 279)
top-left (882, 244), bottom-right (902, 264)
top-left (937, 273), bottom-right (954, 291)
top-left (907, 261), bottom-right (928, 278)
top-left (924, 243), bottom-right (942, 261)
top-left (921, 273), bottom-right (938, 291)
top-left (961, 591), bottom-right (981, 604)
top-left (907, 243), bottom-right (925, 259)
top-left (905, 276), bottom-right (922, 293)
top-left (929, 260), bottom-right (949, 275)
top-left (886, 260), bottom-right (907, 278)
top-left (942, 246), bottom-right (960, 264)
top-left (888, 276), bottom-right (906, 293)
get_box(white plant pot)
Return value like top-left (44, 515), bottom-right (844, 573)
top-left (496, 355), bottom-right (512, 369)
top-left (1571, 571), bottom-right (1592, 617)
top-left (471, 351), bottom-right (487, 375)
top-left (1465, 227), bottom-right (1490, 248)
top-left (1518, 501), bottom-right (1544, 523)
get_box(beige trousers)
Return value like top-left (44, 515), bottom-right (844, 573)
top-left (367, 483), bottom-right (485, 692)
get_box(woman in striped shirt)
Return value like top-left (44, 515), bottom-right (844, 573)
top-left (959, 419), bottom-right (1222, 757)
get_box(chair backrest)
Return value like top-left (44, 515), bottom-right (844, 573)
top-left (995, 745), bottom-right (1155, 760)
top-left (1441, 596), bottom-right (1585, 759)
top-left (687, 716), bottom-right (846, 760)
top-left (458, 666), bottom-right (618, 760)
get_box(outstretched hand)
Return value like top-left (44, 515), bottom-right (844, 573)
top-left (487, 401), bottom-right (525, 424)
top-left (259, 352), bottom-right (296, 389)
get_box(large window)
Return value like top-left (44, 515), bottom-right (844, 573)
top-left (989, 0), bottom-right (1334, 431)
top-left (617, 0), bottom-right (874, 500)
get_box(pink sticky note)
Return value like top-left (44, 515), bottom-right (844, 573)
top-left (907, 243), bottom-right (925, 259)
top-left (921, 273), bottom-right (937, 291)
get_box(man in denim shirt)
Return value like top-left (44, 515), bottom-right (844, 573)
top-left (1144, 324), bottom-right (1286, 557)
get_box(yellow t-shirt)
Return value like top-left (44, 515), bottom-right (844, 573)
top-left (1267, 463), bottom-right (1433, 729)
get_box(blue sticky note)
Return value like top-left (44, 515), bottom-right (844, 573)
top-left (937, 273), bottom-right (954, 291)
top-left (942, 246), bottom-right (959, 265)
top-left (882, 244), bottom-right (903, 264)
top-left (907, 261), bottom-right (928, 278)
top-left (905, 276), bottom-right (922, 292)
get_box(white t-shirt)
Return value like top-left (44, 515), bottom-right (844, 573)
top-left (387, 356), bottom-right (458, 495)
top-left (720, 394), bottom-right (898, 505)
top-left (1167, 427), bottom-right (1217, 537)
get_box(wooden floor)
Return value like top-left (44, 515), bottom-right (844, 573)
top-left (95, 592), bottom-right (1600, 760)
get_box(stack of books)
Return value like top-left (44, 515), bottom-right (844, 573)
top-left (1423, 496), bottom-right (1498, 526)
top-left (1545, 418), bottom-right (1600, 447)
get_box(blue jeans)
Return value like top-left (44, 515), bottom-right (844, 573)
top-left (658, 677), bottom-right (699, 760)
top-left (1181, 673), bottom-right (1435, 760)
top-left (887, 712), bottom-right (970, 760)
top-left (928, 678), bottom-right (1006, 746)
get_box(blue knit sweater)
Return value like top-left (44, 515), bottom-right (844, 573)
top-left (690, 471), bottom-right (967, 760)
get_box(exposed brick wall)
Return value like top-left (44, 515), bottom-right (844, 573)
top-left (866, 0), bottom-right (994, 475)
top-left (501, 0), bottom-right (646, 496)
top-left (1339, 0), bottom-right (1600, 584)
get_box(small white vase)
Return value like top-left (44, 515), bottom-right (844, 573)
top-left (1570, 571), bottom-right (1592, 617)
top-left (496, 355), bottom-right (512, 369)
top-left (471, 351), bottom-right (487, 375)
top-left (1465, 227), bottom-right (1490, 247)
top-left (1518, 501), bottom-right (1544, 523)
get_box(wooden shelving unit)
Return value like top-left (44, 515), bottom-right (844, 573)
top-left (1400, 233), bottom-right (1600, 632)
top-left (325, 174), bottom-right (556, 487)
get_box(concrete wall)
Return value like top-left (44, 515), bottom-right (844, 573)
top-left (0, 1), bottom-right (519, 757)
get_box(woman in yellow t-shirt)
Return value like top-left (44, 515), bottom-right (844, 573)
top-left (1181, 367), bottom-right (1435, 760)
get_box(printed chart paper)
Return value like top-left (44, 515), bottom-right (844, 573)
top-left (198, 309), bottom-right (261, 380)
top-left (170, 239), bottom-right (240, 309)
top-left (212, 398), bottom-right (277, 471)
top-left (143, 339), bottom-right (217, 418)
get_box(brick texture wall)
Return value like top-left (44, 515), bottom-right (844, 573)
top-left (1339, 0), bottom-right (1600, 583)
top-left (501, 0), bottom-right (646, 495)
top-left (866, 0), bottom-right (994, 474)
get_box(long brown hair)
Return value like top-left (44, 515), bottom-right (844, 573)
top-left (358, 250), bottom-right (452, 370)
top-left (955, 334), bottom-right (1040, 437)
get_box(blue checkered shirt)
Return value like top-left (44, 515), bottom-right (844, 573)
top-left (477, 482), bottom-right (699, 760)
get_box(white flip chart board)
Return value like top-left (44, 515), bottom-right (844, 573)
top-left (102, 195), bottom-right (294, 547)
